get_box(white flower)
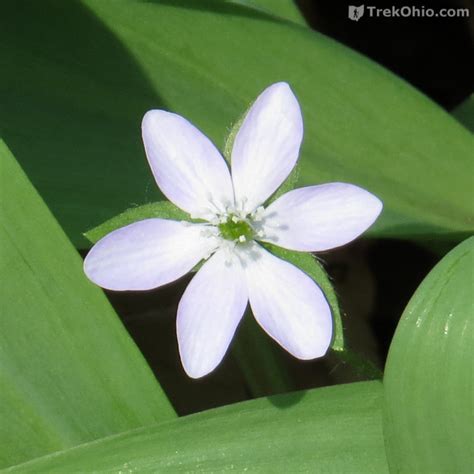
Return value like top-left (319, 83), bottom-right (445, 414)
top-left (84, 82), bottom-right (382, 378)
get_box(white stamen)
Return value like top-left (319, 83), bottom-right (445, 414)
top-left (236, 196), bottom-right (248, 213)
top-left (231, 215), bottom-right (240, 223)
top-left (252, 206), bottom-right (265, 222)
top-left (256, 230), bottom-right (265, 238)
top-left (222, 199), bottom-right (233, 210)
top-left (238, 235), bottom-right (246, 243)
top-left (203, 192), bottom-right (229, 218)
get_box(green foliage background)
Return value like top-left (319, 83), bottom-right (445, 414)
top-left (0, 0), bottom-right (472, 471)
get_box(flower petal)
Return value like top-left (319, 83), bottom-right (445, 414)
top-left (84, 219), bottom-right (217, 291)
top-left (243, 243), bottom-right (332, 359)
top-left (177, 249), bottom-right (248, 378)
top-left (142, 111), bottom-right (234, 219)
top-left (231, 82), bottom-right (303, 213)
top-left (261, 183), bottom-right (383, 251)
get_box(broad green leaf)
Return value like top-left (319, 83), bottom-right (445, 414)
top-left (1, 0), bottom-right (472, 247)
top-left (0, 141), bottom-right (175, 469)
top-left (233, 0), bottom-right (307, 25)
top-left (6, 381), bottom-right (388, 473)
top-left (383, 237), bottom-right (473, 473)
top-left (453, 94), bottom-right (474, 132)
top-left (265, 244), bottom-right (344, 351)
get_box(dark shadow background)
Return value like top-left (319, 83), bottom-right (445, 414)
top-left (297, 0), bottom-right (473, 109)
top-left (102, 0), bottom-right (472, 415)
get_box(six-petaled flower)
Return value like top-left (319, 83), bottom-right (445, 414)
top-left (84, 82), bottom-right (382, 378)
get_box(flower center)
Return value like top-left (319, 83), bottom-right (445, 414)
top-left (218, 216), bottom-right (254, 243)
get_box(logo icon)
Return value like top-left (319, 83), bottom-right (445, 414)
top-left (348, 5), bottom-right (365, 21)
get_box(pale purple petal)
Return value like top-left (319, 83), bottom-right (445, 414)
top-left (177, 249), bottom-right (248, 378)
top-left (231, 82), bottom-right (303, 213)
top-left (261, 183), bottom-right (383, 251)
top-left (142, 111), bottom-right (234, 219)
top-left (84, 219), bottom-right (217, 291)
top-left (242, 242), bottom-right (332, 359)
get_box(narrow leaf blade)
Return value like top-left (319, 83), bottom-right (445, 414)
top-left (0, 141), bottom-right (175, 469)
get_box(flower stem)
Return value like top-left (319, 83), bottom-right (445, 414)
top-left (331, 347), bottom-right (383, 380)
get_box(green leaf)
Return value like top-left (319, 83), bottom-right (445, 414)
top-left (383, 237), bottom-right (473, 473)
top-left (453, 94), bottom-right (474, 132)
top-left (84, 201), bottom-right (192, 244)
top-left (0, 141), bottom-right (175, 469)
top-left (264, 244), bottom-right (344, 351)
top-left (6, 381), bottom-right (388, 473)
top-left (1, 0), bottom-right (472, 247)
top-left (232, 0), bottom-right (307, 26)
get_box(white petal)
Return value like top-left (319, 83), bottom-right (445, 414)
top-left (231, 82), bottom-right (303, 213)
top-left (177, 249), bottom-right (248, 378)
top-left (261, 183), bottom-right (383, 251)
top-left (142, 111), bottom-right (234, 219)
top-left (84, 219), bottom-right (217, 291)
top-left (242, 243), bottom-right (332, 359)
